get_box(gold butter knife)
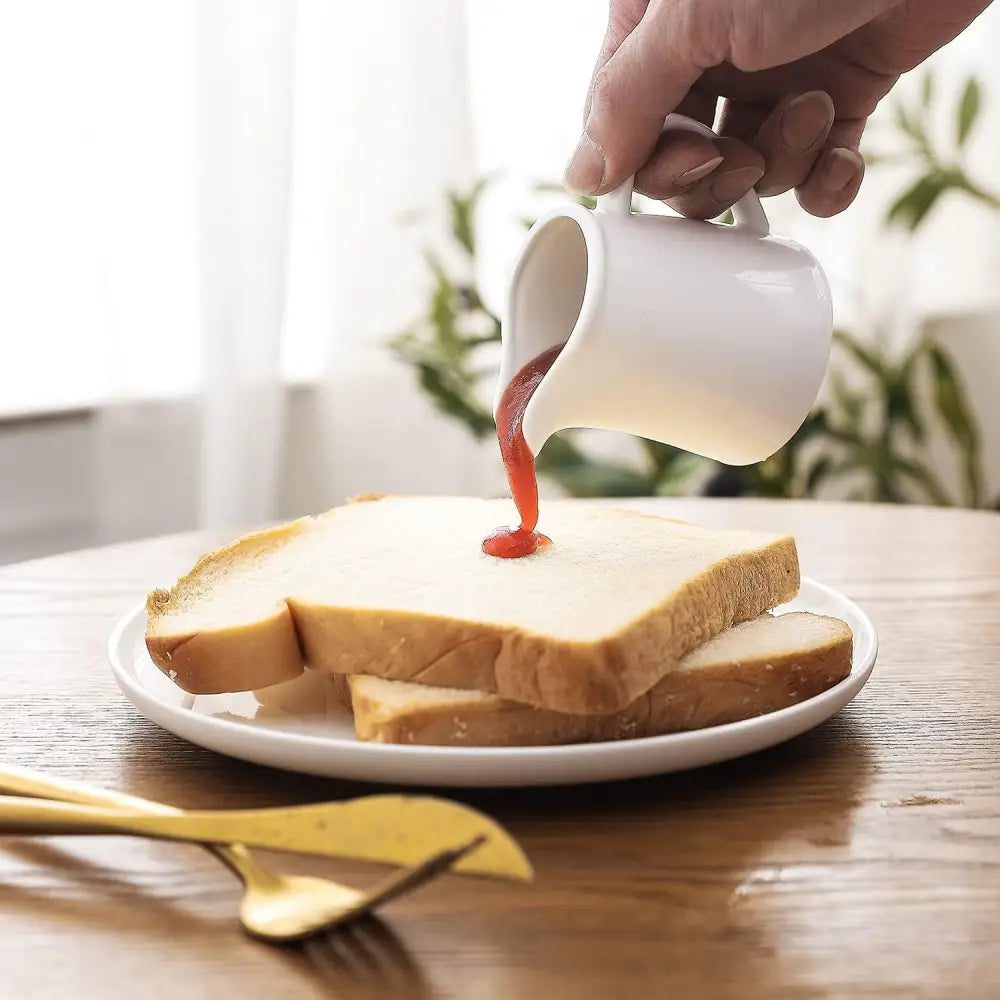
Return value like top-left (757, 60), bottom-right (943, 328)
top-left (0, 765), bottom-right (506, 940)
top-left (0, 794), bottom-right (533, 881)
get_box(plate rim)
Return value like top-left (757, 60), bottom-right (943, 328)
top-left (109, 577), bottom-right (878, 776)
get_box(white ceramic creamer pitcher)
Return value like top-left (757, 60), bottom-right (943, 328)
top-left (496, 115), bottom-right (833, 467)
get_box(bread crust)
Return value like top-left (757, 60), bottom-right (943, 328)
top-left (289, 535), bottom-right (798, 714)
top-left (144, 499), bottom-right (799, 713)
top-left (350, 614), bottom-right (853, 746)
top-left (145, 518), bottom-right (314, 694)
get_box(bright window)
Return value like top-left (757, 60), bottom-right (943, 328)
top-left (2, 1), bottom-right (999, 419)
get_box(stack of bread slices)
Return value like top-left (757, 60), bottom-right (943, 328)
top-left (145, 495), bottom-right (853, 747)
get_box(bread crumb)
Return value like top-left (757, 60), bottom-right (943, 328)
top-left (168, 669), bottom-right (178, 681)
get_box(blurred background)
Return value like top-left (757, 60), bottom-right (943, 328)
top-left (2, 0), bottom-right (999, 564)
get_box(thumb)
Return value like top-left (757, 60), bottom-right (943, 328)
top-left (582, 0), bottom-right (650, 126)
top-left (565, 3), bottom-right (709, 196)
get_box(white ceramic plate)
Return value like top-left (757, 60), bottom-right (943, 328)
top-left (109, 578), bottom-right (877, 788)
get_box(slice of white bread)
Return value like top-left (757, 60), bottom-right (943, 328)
top-left (145, 496), bottom-right (799, 715)
top-left (348, 612), bottom-right (852, 746)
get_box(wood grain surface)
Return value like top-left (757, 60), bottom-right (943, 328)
top-left (0, 498), bottom-right (998, 999)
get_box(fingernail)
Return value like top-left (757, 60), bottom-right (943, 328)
top-left (675, 155), bottom-right (724, 189)
top-left (564, 134), bottom-right (606, 195)
top-left (709, 166), bottom-right (764, 203)
top-left (779, 91), bottom-right (834, 153)
top-left (820, 148), bottom-right (864, 193)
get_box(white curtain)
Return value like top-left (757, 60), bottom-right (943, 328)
top-left (196, 0), bottom-right (296, 531)
top-left (91, 0), bottom-right (486, 542)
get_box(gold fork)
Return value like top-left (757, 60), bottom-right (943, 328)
top-left (0, 766), bottom-right (528, 942)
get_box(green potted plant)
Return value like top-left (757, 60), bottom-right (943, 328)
top-left (390, 73), bottom-right (995, 509)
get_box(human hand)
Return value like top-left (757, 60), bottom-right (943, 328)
top-left (566, 0), bottom-right (992, 218)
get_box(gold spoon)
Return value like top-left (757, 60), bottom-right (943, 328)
top-left (0, 767), bottom-right (531, 941)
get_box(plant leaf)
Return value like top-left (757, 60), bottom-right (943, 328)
top-left (921, 72), bottom-right (934, 108)
top-left (654, 451), bottom-right (707, 495)
top-left (414, 361), bottom-right (494, 439)
top-left (793, 408), bottom-right (830, 442)
top-left (532, 433), bottom-right (587, 471)
top-left (636, 439), bottom-right (709, 492)
top-left (448, 192), bottom-right (476, 256)
top-left (822, 420), bottom-right (865, 448)
top-left (830, 369), bottom-right (867, 433)
top-left (639, 438), bottom-right (689, 477)
top-left (956, 77), bottom-right (982, 147)
top-left (825, 457), bottom-right (864, 479)
top-left (885, 361), bottom-right (926, 444)
top-left (928, 343), bottom-right (983, 506)
top-left (742, 456), bottom-right (791, 498)
top-left (893, 100), bottom-right (923, 144)
top-left (890, 454), bottom-right (953, 506)
top-left (804, 455), bottom-right (833, 496)
top-left (446, 179), bottom-right (491, 256)
top-left (464, 325), bottom-right (502, 349)
top-left (421, 249), bottom-right (447, 282)
top-left (429, 271), bottom-right (461, 362)
top-left (833, 329), bottom-right (888, 380)
top-left (885, 173), bottom-right (947, 231)
top-left (537, 449), bottom-right (656, 497)
top-left (535, 433), bottom-right (672, 497)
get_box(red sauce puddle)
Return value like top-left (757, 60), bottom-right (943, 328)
top-left (482, 344), bottom-right (563, 558)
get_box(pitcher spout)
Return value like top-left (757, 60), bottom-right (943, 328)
top-left (495, 205), bottom-right (605, 425)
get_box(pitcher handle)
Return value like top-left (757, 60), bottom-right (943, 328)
top-left (596, 113), bottom-right (770, 236)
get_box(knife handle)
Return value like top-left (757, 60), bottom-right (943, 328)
top-left (0, 765), bottom-right (274, 886)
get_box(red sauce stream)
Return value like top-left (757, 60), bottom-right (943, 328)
top-left (482, 344), bottom-right (564, 558)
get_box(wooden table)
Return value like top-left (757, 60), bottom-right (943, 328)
top-left (1, 498), bottom-right (998, 999)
